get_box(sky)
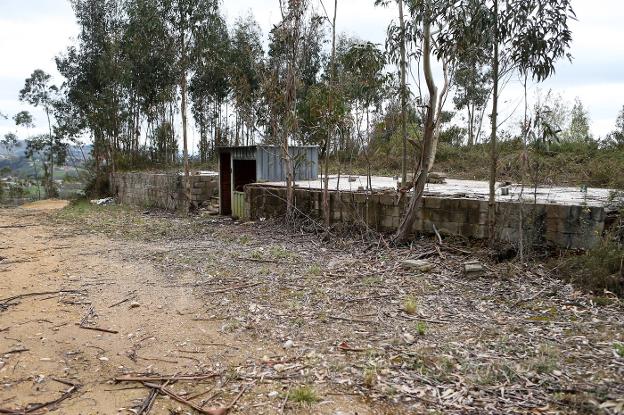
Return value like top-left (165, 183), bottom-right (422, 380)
top-left (1, 0), bottom-right (623, 145)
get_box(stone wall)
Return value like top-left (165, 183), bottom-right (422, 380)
top-left (111, 172), bottom-right (218, 211)
top-left (246, 185), bottom-right (606, 249)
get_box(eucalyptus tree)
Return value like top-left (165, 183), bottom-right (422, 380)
top-left (390, 1), bottom-right (474, 243)
top-left (486, 0), bottom-right (575, 241)
top-left (267, 0), bottom-right (309, 219)
top-left (564, 98), bottom-right (591, 142)
top-left (19, 70), bottom-right (65, 196)
top-left (57, 0), bottom-right (127, 183)
top-left (453, 57), bottom-right (491, 146)
top-left (123, 0), bottom-right (178, 160)
top-left (189, 9), bottom-right (230, 160)
top-left (342, 41), bottom-right (387, 190)
top-left (375, 0), bottom-right (409, 186)
top-left (605, 106), bottom-right (624, 149)
top-left (163, 0), bottom-right (220, 208)
top-left (229, 15), bottom-right (264, 147)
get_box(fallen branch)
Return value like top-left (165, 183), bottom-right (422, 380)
top-left (236, 257), bottom-right (281, 264)
top-left (0, 290), bottom-right (81, 305)
top-left (115, 374), bottom-right (217, 383)
top-left (0, 384), bottom-right (79, 414)
top-left (141, 382), bottom-right (247, 415)
top-left (1, 348), bottom-right (29, 356)
top-left (137, 387), bottom-right (158, 415)
top-left (78, 324), bottom-right (119, 334)
top-left (0, 224), bottom-right (37, 229)
top-left (203, 283), bottom-right (262, 295)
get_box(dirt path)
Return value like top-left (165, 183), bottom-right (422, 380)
top-left (0, 206), bottom-right (374, 414)
top-left (1, 202), bottom-right (623, 414)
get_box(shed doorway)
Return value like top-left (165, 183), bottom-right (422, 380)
top-left (232, 159), bottom-right (256, 219)
top-left (219, 152), bottom-right (232, 215)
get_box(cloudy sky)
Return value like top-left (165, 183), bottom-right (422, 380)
top-left (1, 0), bottom-right (623, 143)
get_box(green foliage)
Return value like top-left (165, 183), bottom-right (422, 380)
top-left (605, 105), bottom-right (624, 149)
top-left (287, 386), bottom-right (320, 404)
top-left (13, 111), bottom-right (34, 128)
top-left (614, 343), bottom-right (624, 358)
top-left (403, 296), bottom-right (418, 315)
top-left (563, 98), bottom-right (592, 142)
top-left (558, 236), bottom-right (623, 296)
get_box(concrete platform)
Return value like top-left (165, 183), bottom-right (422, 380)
top-left (259, 176), bottom-right (620, 209)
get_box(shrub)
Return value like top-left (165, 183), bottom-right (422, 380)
top-left (287, 386), bottom-right (319, 404)
top-left (558, 236), bottom-right (623, 296)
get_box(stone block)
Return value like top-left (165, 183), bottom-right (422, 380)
top-left (379, 192), bottom-right (397, 206)
top-left (424, 197), bottom-right (443, 209)
top-left (353, 192), bottom-right (368, 203)
top-left (463, 261), bottom-right (485, 278)
top-left (402, 259), bottom-right (434, 272)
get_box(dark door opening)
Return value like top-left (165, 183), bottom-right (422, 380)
top-left (233, 159), bottom-right (257, 191)
top-left (219, 152), bottom-right (232, 215)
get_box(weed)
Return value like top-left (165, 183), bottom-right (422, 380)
top-left (614, 342), bottom-right (624, 358)
top-left (403, 296), bottom-right (418, 315)
top-left (529, 345), bottom-right (559, 375)
top-left (287, 386), bottom-right (319, 404)
top-left (592, 296), bottom-right (615, 306)
top-left (251, 250), bottom-right (263, 260)
top-left (307, 264), bottom-right (322, 276)
top-left (557, 235), bottom-right (623, 296)
top-left (363, 367), bottom-right (376, 387)
top-left (269, 245), bottom-right (292, 259)
top-left (363, 276), bottom-right (382, 286)
top-left (238, 234), bottom-right (251, 245)
top-left (416, 321), bottom-right (427, 336)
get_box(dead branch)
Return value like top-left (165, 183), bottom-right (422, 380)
top-left (78, 325), bottom-right (119, 334)
top-left (203, 283), bottom-right (261, 295)
top-left (1, 348), bottom-right (29, 355)
top-left (115, 374), bottom-right (217, 383)
top-left (0, 384), bottom-right (79, 414)
top-left (0, 290), bottom-right (82, 305)
top-left (141, 382), bottom-right (246, 415)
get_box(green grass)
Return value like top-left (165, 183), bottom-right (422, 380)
top-left (287, 386), bottom-right (320, 404)
top-left (558, 236), bottom-right (624, 296)
top-left (307, 264), bottom-right (322, 276)
top-left (269, 246), bottom-right (293, 259)
top-left (416, 321), bottom-right (427, 336)
top-left (403, 296), bottom-right (418, 315)
top-left (615, 343), bottom-right (624, 358)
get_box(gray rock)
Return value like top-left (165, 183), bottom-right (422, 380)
top-left (463, 260), bottom-right (485, 278)
top-left (402, 259), bottom-right (434, 273)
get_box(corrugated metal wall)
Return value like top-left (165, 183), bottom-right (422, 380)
top-left (222, 145), bottom-right (318, 182)
top-left (255, 146), bottom-right (318, 182)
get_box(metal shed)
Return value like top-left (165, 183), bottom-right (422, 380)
top-left (217, 145), bottom-right (319, 217)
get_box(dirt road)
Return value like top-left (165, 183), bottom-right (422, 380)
top-left (0, 202), bottom-right (623, 414)
top-left (0, 205), bottom-right (363, 414)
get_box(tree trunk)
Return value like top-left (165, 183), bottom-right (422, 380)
top-left (323, 0), bottom-right (338, 229)
top-left (488, 0), bottom-right (500, 243)
top-left (180, 30), bottom-right (191, 211)
top-left (393, 18), bottom-right (438, 244)
top-left (45, 107), bottom-right (54, 197)
top-left (398, 0), bottom-right (408, 187)
top-left (467, 106), bottom-right (474, 146)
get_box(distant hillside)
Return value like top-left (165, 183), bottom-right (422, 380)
top-left (0, 140), bottom-right (91, 178)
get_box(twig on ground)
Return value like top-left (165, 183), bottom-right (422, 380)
top-left (203, 283), bottom-right (262, 295)
top-left (0, 290), bottom-right (81, 305)
top-left (116, 374), bottom-right (217, 383)
top-left (0, 384), bottom-right (79, 414)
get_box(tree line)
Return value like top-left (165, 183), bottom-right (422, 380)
top-left (6, 0), bottom-right (624, 242)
